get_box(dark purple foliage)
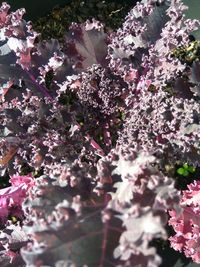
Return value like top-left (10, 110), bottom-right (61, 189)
top-left (0, 0), bottom-right (200, 266)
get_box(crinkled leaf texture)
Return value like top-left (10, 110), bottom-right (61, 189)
top-left (96, 145), bottom-right (180, 267)
top-left (0, 174), bottom-right (34, 222)
top-left (0, 222), bottom-right (28, 267)
top-left (0, 175), bottom-right (34, 266)
top-left (0, 0), bottom-right (200, 267)
top-left (107, 0), bottom-right (199, 87)
top-left (21, 175), bottom-right (121, 267)
top-left (169, 181), bottom-right (200, 264)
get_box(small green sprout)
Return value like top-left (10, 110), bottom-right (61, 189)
top-left (177, 163), bottom-right (196, 177)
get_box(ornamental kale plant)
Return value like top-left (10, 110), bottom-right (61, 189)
top-left (1, 0), bottom-right (200, 266)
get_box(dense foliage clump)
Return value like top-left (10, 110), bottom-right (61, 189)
top-left (1, 1), bottom-right (200, 267)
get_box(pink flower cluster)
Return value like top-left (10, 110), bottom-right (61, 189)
top-left (0, 175), bottom-right (34, 222)
top-left (169, 180), bottom-right (200, 263)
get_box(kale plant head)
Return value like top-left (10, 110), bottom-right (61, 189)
top-left (0, 0), bottom-right (200, 266)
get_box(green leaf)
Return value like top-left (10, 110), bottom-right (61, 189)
top-left (183, 163), bottom-right (189, 169)
top-left (182, 170), bottom-right (189, 177)
top-left (177, 167), bottom-right (186, 175)
top-left (188, 165), bottom-right (196, 173)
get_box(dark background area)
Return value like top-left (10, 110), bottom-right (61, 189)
top-left (4, 0), bottom-right (135, 21)
top-left (3, 0), bottom-right (199, 20)
top-left (6, 0), bottom-right (74, 20)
